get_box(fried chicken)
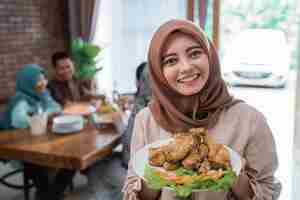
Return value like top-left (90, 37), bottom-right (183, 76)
top-left (148, 127), bottom-right (232, 179)
top-left (163, 162), bottom-right (180, 171)
top-left (149, 147), bottom-right (166, 167)
top-left (208, 143), bottom-right (230, 169)
top-left (163, 134), bottom-right (194, 162)
top-left (182, 144), bottom-right (209, 170)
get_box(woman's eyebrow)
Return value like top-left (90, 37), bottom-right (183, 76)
top-left (162, 53), bottom-right (177, 60)
top-left (186, 45), bottom-right (202, 52)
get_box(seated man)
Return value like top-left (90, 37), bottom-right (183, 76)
top-left (48, 51), bottom-right (96, 106)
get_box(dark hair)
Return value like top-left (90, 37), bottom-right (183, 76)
top-left (51, 51), bottom-right (71, 67)
top-left (136, 62), bottom-right (147, 82)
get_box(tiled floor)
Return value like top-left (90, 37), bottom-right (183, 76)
top-left (0, 164), bottom-right (89, 200)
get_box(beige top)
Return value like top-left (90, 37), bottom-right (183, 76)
top-left (123, 103), bottom-right (278, 200)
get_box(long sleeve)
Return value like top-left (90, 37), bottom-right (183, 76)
top-left (231, 112), bottom-right (278, 200)
top-left (11, 100), bottom-right (31, 129)
top-left (121, 113), bottom-right (136, 167)
top-left (122, 111), bottom-right (160, 200)
top-left (43, 93), bottom-right (62, 114)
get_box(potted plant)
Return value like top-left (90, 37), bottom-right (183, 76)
top-left (70, 38), bottom-right (103, 80)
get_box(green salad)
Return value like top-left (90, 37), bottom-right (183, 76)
top-left (144, 165), bottom-right (236, 198)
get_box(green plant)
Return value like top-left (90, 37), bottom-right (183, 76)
top-left (71, 38), bottom-right (103, 80)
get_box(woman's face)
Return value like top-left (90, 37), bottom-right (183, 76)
top-left (35, 74), bottom-right (48, 93)
top-left (162, 32), bottom-right (209, 96)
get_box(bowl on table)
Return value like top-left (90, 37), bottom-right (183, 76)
top-left (52, 115), bottom-right (84, 134)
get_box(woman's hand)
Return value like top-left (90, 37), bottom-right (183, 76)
top-left (231, 157), bottom-right (254, 199)
top-left (139, 180), bottom-right (161, 200)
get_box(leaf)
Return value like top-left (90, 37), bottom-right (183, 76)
top-left (76, 65), bottom-right (98, 80)
top-left (144, 165), bottom-right (169, 190)
top-left (70, 37), bottom-right (103, 80)
top-left (81, 44), bottom-right (101, 59)
top-left (175, 167), bottom-right (197, 176)
top-left (173, 185), bottom-right (193, 198)
top-left (144, 164), bottom-right (237, 198)
top-left (71, 38), bottom-right (84, 54)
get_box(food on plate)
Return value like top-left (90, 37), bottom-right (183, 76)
top-left (145, 128), bottom-right (236, 198)
top-left (63, 103), bottom-right (93, 115)
top-left (97, 101), bottom-right (116, 114)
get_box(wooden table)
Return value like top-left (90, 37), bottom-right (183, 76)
top-left (0, 124), bottom-right (121, 170)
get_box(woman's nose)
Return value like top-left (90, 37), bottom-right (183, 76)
top-left (180, 58), bottom-right (193, 72)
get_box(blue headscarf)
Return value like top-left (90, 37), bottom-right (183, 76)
top-left (0, 64), bottom-right (54, 129)
top-left (15, 64), bottom-right (49, 105)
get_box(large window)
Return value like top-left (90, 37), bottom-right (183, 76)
top-left (93, 0), bottom-right (186, 96)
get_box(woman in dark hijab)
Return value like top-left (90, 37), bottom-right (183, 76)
top-left (123, 19), bottom-right (279, 200)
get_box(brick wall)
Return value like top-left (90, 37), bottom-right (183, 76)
top-left (0, 0), bottom-right (69, 102)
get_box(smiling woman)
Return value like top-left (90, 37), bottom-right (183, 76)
top-left (123, 19), bottom-right (279, 200)
top-left (161, 31), bottom-right (210, 96)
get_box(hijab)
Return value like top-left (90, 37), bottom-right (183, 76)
top-left (148, 19), bottom-right (242, 132)
top-left (0, 64), bottom-right (51, 129)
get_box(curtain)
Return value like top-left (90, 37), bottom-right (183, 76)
top-left (187, 0), bottom-right (194, 21)
top-left (67, 0), bottom-right (99, 42)
top-left (198, 0), bottom-right (208, 29)
top-left (67, 0), bottom-right (101, 94)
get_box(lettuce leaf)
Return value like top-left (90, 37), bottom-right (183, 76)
top-left (144, 165), bottom-right (236, 198)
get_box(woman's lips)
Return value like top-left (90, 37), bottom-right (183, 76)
top-left (177, 74), bottom-right (200, 83)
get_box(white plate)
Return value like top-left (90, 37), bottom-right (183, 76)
top-left (132, 138), bottom-right (242, 181)
top-left (52, 115), bottom-right (84, 134)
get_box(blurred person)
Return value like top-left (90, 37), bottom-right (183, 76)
top-left (48, 51), bottom-right (97, 106)
top-left (71, 62), bottom-right (151, 200)
top-left (0, 64), bottom-right (60, 129)
top-left (121, 61), bottom-right (152, 168)
top-left (0, 64), bottom-right (75, 200)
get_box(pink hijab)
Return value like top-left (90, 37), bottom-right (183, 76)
top-left (148, 19), bottom-right (242, 132)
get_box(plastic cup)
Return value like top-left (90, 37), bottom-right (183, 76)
top-left (28, 113), bottom-right (48, 136)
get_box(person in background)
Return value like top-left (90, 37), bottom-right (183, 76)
top-left (121, 61), bottom-right (152, 168)
top-left (0, 64), bottom-right (60, 129)
top-left (68, 61), bottom-right (151, 200)
top-left (123, 19), bottom-right (279, 200)
top-left (48, 51), bottom-right (97, 106)
top-left (0, 64), bottom-right (75, 200)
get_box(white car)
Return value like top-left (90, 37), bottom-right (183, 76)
top-left (222, 29), bottom-right (290, 88)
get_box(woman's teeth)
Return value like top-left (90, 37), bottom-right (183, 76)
top-left (178, 74), bottom-right (199, 83)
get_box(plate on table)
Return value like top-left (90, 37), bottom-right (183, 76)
top-left (91, 113), bottom-right (115, 129)
top-left (52, 115), bottom-right (84, 134)
top-left (63, 103), bottom-right (96, 116)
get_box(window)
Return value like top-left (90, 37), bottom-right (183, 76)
top-left (92, 0), bottom-right (186, 96)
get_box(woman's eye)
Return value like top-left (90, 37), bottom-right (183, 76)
top-left (190, 50), bottom-right (202, 58)
top-left (163, 58), bottom-right (177, 67)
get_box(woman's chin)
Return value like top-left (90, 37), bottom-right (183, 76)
top-left (178, 87), bottom-right (203, 96)
top-left (176, 83), bottom-right (204, 96)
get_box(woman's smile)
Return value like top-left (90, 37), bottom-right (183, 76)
top-left (162, 32), bottom-right (209, 96)
top-left (177, 73), bottom-right (200, 83)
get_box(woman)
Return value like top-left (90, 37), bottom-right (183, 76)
top-left (123, 20), bottom-right (279, 200)
top-left (73, 62), bottom-right (151, 200)
top-left (121, 61), bottom-right (152, 168)
top-left (0, 64), bottom-right (75, 200)
top-left (0, 64), bottom-right (61, 129)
